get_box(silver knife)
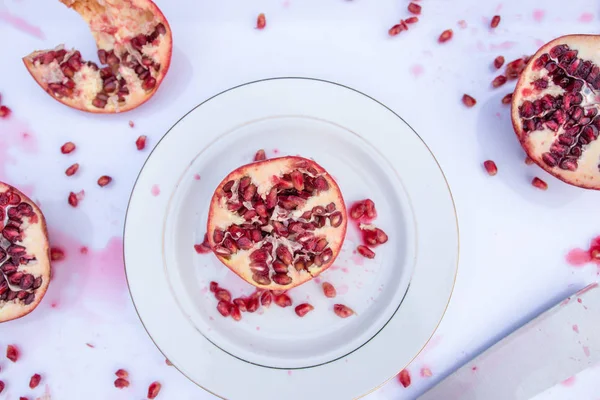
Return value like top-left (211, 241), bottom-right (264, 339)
top-left (418, 283), bottom-right (600, 400)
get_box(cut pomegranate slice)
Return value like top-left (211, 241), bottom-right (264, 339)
top-left (23, 0), bottom-right (172, 113)
top-left (207, 156), bottom-right (347, 290)
top-left (511, 35), bottom-right (600, 189)
top-left (0, 182), bottom-right (51, 323)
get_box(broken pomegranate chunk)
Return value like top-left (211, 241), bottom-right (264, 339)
top-left (295, 303), bottom-right (314, 317)
top-left (333, 304), bottom-right (355, 318)
top-left (438, 29), bottom-right (453, 43)
top-left (462, 94), bottom-right (477, 107)
top-left (0, 182), bottom-right (51, 323)
top-left (147, 381), bottom-right (162, 399)
top-left (206, 156), bottom-right (347, 290)
top-left (29, 373), bottom-right (41, 389)
top-left (483, 160), bottom-right (498, 176)
top-left (23, 0), bottom-right (172, 113)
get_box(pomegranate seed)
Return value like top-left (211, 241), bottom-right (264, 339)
top-left (0, 381), bottom-right (4, 394)
top-left (97, 175), bottom-right (112, 187)
top-left (438, 29), bottom-right (453, 43)
top-left (217, 300), bottom-right (232, 317)
top-left (295, 303), bottom-right (314, 317)
top-left (128, 120), bottom-right (135, 128)
top-left (247, 296), bottom-right (259, 312)
top-left (494, 56), bottom-right (505, 69)
top-left (65, 163), bottom-right (79, 176)
top-left (147, 381), bottom-right (162, 399)
top-left (50, 247), bottom-right (65, 261)
top-left (322, 282), bottom-right (337, 298)
top-left (6, 345), bottom-right (18, 362)
top-left (231, 304), bottom-right (242, 321)
top-left (209, 281), bottom-right (219, 292)
top-left (0, 105), bottom-right (11, 119)
top-left (254, 149), bottom-right (266, 161)
top-left (61, 141), bottom-right (76, 154)
top-left (194, 243), bottom-right (211, 254)
top-left (260, 291), bottom-right (272, 307)
top-left (115, 369), bottom-right (129, 379)
top-left (215, 288), bottom-right (232, 302)
top-left (357, 245), bottom-right (375, 259)
top-left (256, 13), bottom-right (266, 29)
top-left (274, 293), bottom-right (292, 308)
top-left (462, 94), bottom-right (477, 108)
top-left (405, 17), bottom-right (419, 24)
top-left (165, 358), bottom-right (173, 366)
top-left (364, 199), bottom-right (377, 219)
top-left (501, 93), bottom-right (513, 104)
top-left (398, 369), bottom-right (412, 387)
top-left (136, 135), bottom-right (147, 150)
top-left (29, 374), bottom-right (41, 389)
top-left (68, 192), bottom-right (78, 207)
top-left (407, 2), bottom-right (421, 15)
top-left (333, 304), bottom-right (355, 318)
top-left (490, 15), bottom-right (501, 28)
top-left (350, 202), bottom-right (366, 220)
top-left (525, 156), bottom-right (534, 165)
top-left (19, 397), bottom-right (29, 400)
top-left (492, 75), bottom-right (507, 88)
top-left (532, 177), bottom-right (548, 190)
top-left (114, 378), bottom-right (130, 388)
top-left (483, 160), bottom-right (498, 176)
top-left (233, 297), bottom-right (248, 312)
top-left (388, 23), bottom-right (406, 37)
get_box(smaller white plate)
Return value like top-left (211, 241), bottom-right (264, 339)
top-left (124, 78), bottom-right (459, 400)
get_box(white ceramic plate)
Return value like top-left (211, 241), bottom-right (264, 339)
top-left (124, 78), bottom-right (459, 400)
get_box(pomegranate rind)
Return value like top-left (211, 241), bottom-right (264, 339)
top-left (22, 0), bottom-right (173, 114)
top-left (511, 34), bottom-right (600, 190)
top-left (0, 182), bottom-right (51, 323)
top-left (207, 156), bottom-right (347, 290)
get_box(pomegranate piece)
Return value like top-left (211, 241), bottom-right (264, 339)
top-left (532, 177), bottom-right (548, 190)
top-left (333, 304), bottom-right (355, 318)
top-left (492, 75), bottom-right (507, 88)
top-left (438, 29), bottom-right (453, 43)
top-left (494, 56), bottom-right (505, 69)
top-left (147, 381), bottom-right (162, 399)
top-left (23, 0), bottom-right (172, 113)
top-left (407, 2), bottom-right (421, 15)
top-left (295, 303), bottom-right (314, 317)
top-left (322, 282), bottom-right (336, 298)
top-left (6, 345), bottom-right (19, 362)
top-left (65, 163), bottom-right (79, 176)
top-left (502, 93), bottom-right (513, 105)
top-left (114, 378), bottom-right (130, 388)
top-left (61, 142), bottom-right (76, 154)
top-left (398, 369), bottom-right (411, 387)
top-left (0, 106), bottom-right (11, 119)
top-left (274, 293), bottom-right (292, 308)
top-left (483, 160), bottom-right (498, 176)
top-left (115, 369), bottom-right (128, 379)
top-left (357, 245), bottom-right (375, 259)
top-left (490, 15), bottom-right (501, 28)
top-left (207, 156), bottom-right (347, 290)
top-left (136, 135), bottom-right (147, 150)
top-left (97, 175), bottom-right (112, 187)
top-left (405, 17), bottom-right (419, 24)
top-left (462, 94), bottom-right (477, 107)
top-left (29, 373), bottom-right (41, 389)
top-left (510, 35), bottom-right (600, 189)
top-left (254, 149), bottom-right (266, 162)
top-left (257, 13), bottom-right (266, 30)
top-left (0, 183), bottom-right (51, 323)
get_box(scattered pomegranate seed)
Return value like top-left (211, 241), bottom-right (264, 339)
top-left (491, 75), bottom-right (507, 88)
top-left (136, 135), bottom-right (147, 150)
top-left (29, 374), bottom-right (41, 389)
top-left (501, 93), bottom-right (513, 104)
top-left (256, 13), bottom-right (266, 30)
top-left (147, 381), bottom-right (162, 399)
top-left (333, 304), bottom-right (355, 318)
top-left (215, 288), bottom-right (232, 302)
top-left (525, 156), bottom-right (534, 165)
top-left (61, 141), bottom-right (76, 154)
top-left (483, 160), bottom-right (498, 176)
top-left (322, 282), bottom-right (337, 298)
top-left (86, 343), bottom-right (95, 348)
top-left (254, 149), bottom-right (266, 161)
top-left (490, 15), bottom-right (501, 28)
top-left (532, 177), bottom-right (548, 190)
top-left (364, 199), bottom-right (377, 219)
top-left (405, 17), bottom-right (419, 24)
top-left (407, 2), bottom-right (421, 14)
top-left (231, 304), bottom-right (242, 321)
top-left (493, 56), bottom-right (505, 69)
top-left (217, 300), bottom-right (232, 317)
top-left (260, 291), bottom-right (272, 307)
top-left (165, 358), bottom-right (173, 366)
top-left (209, 281), bottom-right (219, 292)
top-left (65, 163), bottom-right (79, 176)
top-left (357, 245), bottom-right (375, 259)
top-left (398, 369), bottom-right (412, 387)
top-left (194, 233), bottom-right (212, 254)
top-left (462, 94), bottom-right (477, 108)
top-left (388, 23), bottom-right (406, 36)
top-left (295, 303), bottom-right (314, 317)
top-left (247, 296), bottom-right (259, 312)
top-left (97, 175), bottom-right (112, 187)
top-left (128, 120), bottom-right (135, 128)
top-left (274, 293), bottom-right (292, 308)
top-left (115, 369), bottom-right (129, 379)
top-left (68, 192), bottom-right (78, 208)
top-left (0, 381), bottom-right (4, 394)
top-left (233, 297), bottom-right (248, 312)
top-left (114, 378), bottom-right (130, 389)
top-left (19, 397), bottom-right (28, 400)
top-left (0, 105), bottom-right (11, 119)
top-left (50, 247), bottom-right (65, 261)
top-left (438, 29), bottom-right (453, 43)
top-left (6, 345), bottom-right (19, 362)
top-left (350, 202), bottom-right (366, 220)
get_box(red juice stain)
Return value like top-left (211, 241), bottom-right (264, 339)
top-left (80, 246), bottom-right (89, 254)
top-left (578, 13), bottom-right (594, 23)
top-left (420, 367), bottom-right (433, 378)
top-left (193, 174), bottom-right (201, 180)
top-left (151, 184), bottom-right (161, 196)
top-left (566, 236), bottom-right (600, 267)
top-left (472, 366), bottom-right (478, 371)
top-left (273, 149), bottom-right (280, 154)
top-left (410, 64), bottom-right (424, 78)
top-left (458, 20), bottom-right (468, 29)
top-left (561, 376), bottom-right (576, 386)
top-left (572, 324), bottom-right (579, 333)
top-left (583, 346), bottom-right (590, 357)
top-left (0, 10), bottom-right (45, 39)
top-left (532, 9), bottom-right (545, 22)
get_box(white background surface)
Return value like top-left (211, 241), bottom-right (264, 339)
top-left (0, 0), bottom-right (599, 399)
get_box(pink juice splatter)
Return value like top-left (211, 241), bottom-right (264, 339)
top-left (561, 376), bottom-right (576, 386)
top-left (566, 236), bottom-right (600, 269)
top-left (410, 64), bottom-right (424, 78)
top-left (151, 184), bottom-right (161, 196)
top-left (532, 9), bottom-right (545, 22)
top-left (0, 10), bottom-right (45, 39)
top-left (578, 13), bottom-right (594, 23)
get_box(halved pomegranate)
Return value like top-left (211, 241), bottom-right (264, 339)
top-left (207, 156), bottom-right (347, 290)
top-left (512, 35), bottom-right (600, 189)
top-left (0, 182), bottom-right (51, 323)
top-left (23, 0), bottom-right (172, 113)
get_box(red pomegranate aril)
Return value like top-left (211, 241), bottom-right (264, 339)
top-left (483, 160), bottom-right (498, 176)
top-left (65, 163), bottom-right (79, 176)
top-left (217, 301), bottom-right (232, 317)
top-left (29, 373), bottom-right (41, 389)
top-left (322, 282), bottom-right (336, 298)
top-left (215, 288), bottom-right (232, 302)
top-left (492, 75), bottom-right (507, 88)
top-left (61, 142), bottom-right (76, 154)
top-left (494, 56), bottom-right (505, 69)
top-left (209, 281), bottom-right (219, 292)
top-left (405, 17), bottom-right (419, 24)
top-left (6, 345), bottom-right (18, 362)
top-left (260, 291), bottom-right (272, 307)
top-left (274, 293), bottom-right (292, 308)
top-left (532, 177), bottom-right (548, 190)
top-left (136, 135), bottom-right (147, 150)
top-left (68, 192), bottom-right (78, 207)
top-left (0, 381), bottom-right (4, 394)
top-left (407, 2), bottom-right (421, 15)
top-left (115, 369), bottom-right (129, 379)
top-left (333, 304), bottom-right (355, 318)
top-left (502, 93), bottom-right (513, 104)
top-left (233, 297), bottom-right (248, 312)
top-left (246, 296), bottom-right (260, 313)
top-left (438, 29), bottom-right (453, 43)
top-left (357, 245), bottom-right (375, 259)
top-left (389, 24), bottom-right (406, 37)
top-left (525, 157), bottom-right (534, 165)
top-left (350, 202), bottom-right (366, 220)
top-left (462, 94), bottom-right (477, 107)
top-left (114, 378), bottom-right (130, 388)
top-left (148, 381), bottom-right (162, 399)
top-left (97, 175), bottom-right (112, 187)
top-left (398, 369), bottom-right (412, 388)
top-left (364, 199), bottom-right (376, 219)
top-left (295, 303), bottom-right (314, 317)
top-left (257, 13), bottom-right (266, 30)
top-left (0, 105), bottom-right (11, 119)
top-left (231, 304), bottom-right (242, 321)
top-left (254, 149), bottom-right (266, 161)
top-left (490, 15), bottom-right (501, 28)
